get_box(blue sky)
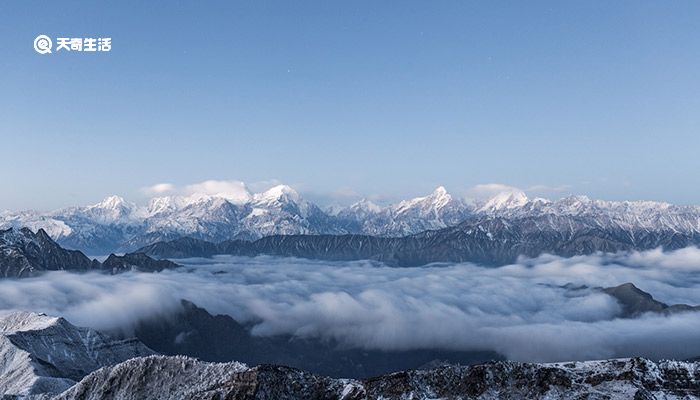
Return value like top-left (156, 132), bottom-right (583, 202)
top-left (1, 1), bottom-right (699, 210)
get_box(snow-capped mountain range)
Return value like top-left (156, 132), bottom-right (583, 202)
top-left (2, 184), bottom-right (700, 255)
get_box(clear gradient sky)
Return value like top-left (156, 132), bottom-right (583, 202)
top-left (1, 1), bottom-right (699, 210)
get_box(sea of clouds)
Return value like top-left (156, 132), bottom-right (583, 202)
top-left (1, 248), bottom-right (699, 362)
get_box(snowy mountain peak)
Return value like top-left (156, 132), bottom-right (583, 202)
top-left (91, 195), bottom-right (130, 211)
top-left (145, 193), bottom-right (240, 217)
top-left (350, 198), bottom-right (381, 213)
top-left (394, 186), bottom-right (453, 214)
top-left (427, 186), bottom-right (451, 208)
top-left (0, 311), bottom-right (62, 334)
top-left (432, 185), bottom-right (448, 195)
top-left (479, 190), bottom-right (529, 212)
top-left (84, 195), bottom-right (137, 223)
top-left (146, 196), bottom-right (181, 216)
top-left (254, 185), bottom-right (302, 204)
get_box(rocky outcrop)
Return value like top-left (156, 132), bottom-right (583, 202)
top-left (603, 282), bottom-right (700, 317)
top-left (100, 252), bottom-right (180, 274)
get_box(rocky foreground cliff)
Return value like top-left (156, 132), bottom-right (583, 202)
top-left (52, 355), bottom-right (700, 400)
top-left (0, 312), bottom-right (153, 396)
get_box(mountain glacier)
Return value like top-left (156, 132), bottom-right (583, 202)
top-left (2, 185), bottom-right (700, 256)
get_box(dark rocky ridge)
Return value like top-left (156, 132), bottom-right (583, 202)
top-left (101, 252), bottom-right (180, 274)
top-left (0, 227), bottom-right (180, 278)
top-left (53, 355), bottom-right (700, 399)
top-left (0, 227), bottom-right (97, 277)
top-left (137, 214), bottom-right (700, 266)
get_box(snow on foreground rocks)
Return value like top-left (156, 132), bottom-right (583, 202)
top-left (50, 356), bottom-right (700, 399)
top-left (0, 311), bottom-right (153, 396)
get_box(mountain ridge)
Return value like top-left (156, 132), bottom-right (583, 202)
top-left (52, 355), bottom-right (700, 400)
top-left (137, 212), bottom-right (700, 266)
top-left (0, 227), bottom-right (180, 278)
top-left (6, 185), bottom-right (700, 256)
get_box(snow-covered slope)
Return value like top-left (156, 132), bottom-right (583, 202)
top-left (54, 356), bottom-right (249, 400)
top-left (52, 355), bottom-right (700, 399)
top-left (3, 185), bottom-right (700, 255)
top-left (0, 311), bottom-right (153, 396)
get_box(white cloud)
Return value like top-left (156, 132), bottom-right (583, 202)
top-left (302, 187), bottom-right (366, 208)
top-left (464, 183), bottom-right (523, 201)
top-left (525, 184), bottom-right (572, 194)
top-left (2, 249), bottom-right (700, 362)
top-left (141, 180), bottom-right (255, 205)
top-left (182, 180), bottom-right (252, 204)
top-left (141, 183), bottom-right (176, 196)
top-left (246, 179), bottom-right (283, 194)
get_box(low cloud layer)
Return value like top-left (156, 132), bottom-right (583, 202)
top-left (1, 248), bottom-right (700, 362)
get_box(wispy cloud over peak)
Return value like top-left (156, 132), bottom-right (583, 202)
top-left (183, 180), bottom-right (252, 204)
top-left (141, 180), bottom-right (253, 205)
top-left (142, 183), bottom-right (176, 196)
